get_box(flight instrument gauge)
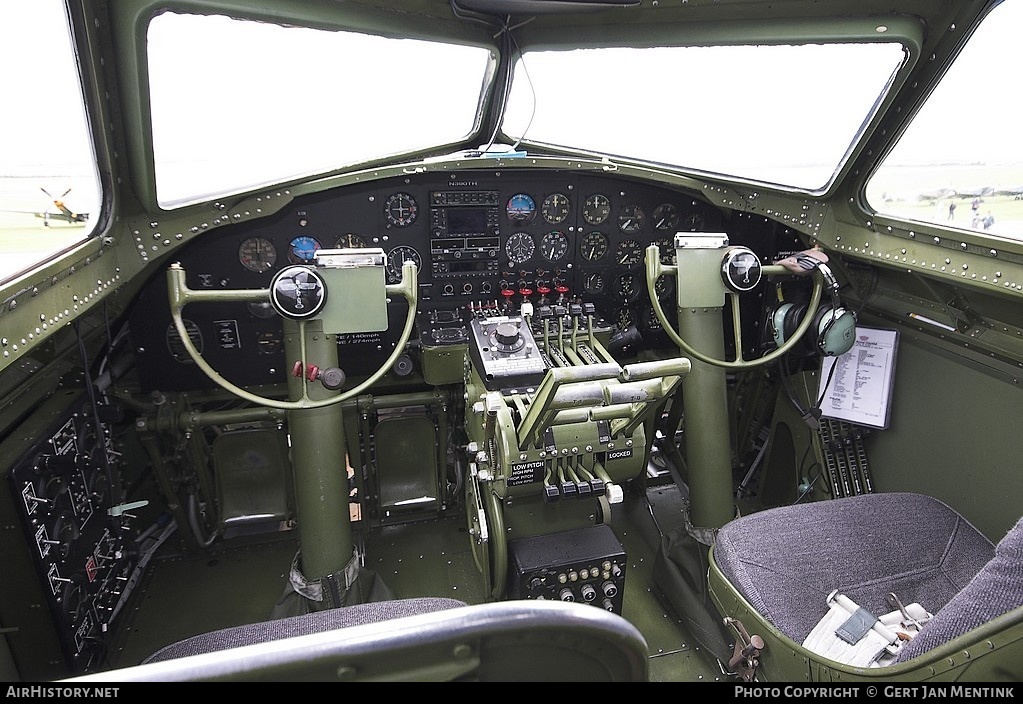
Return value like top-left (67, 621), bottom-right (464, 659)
top-left (541, 192), bottom-right (571, 224)
top-left (506, 193), bottom-right (537, 224)
top-left (505, 232), bottom-right (535, 264)
top-left (618, 205), bottom-right (646, 233)
top-left (654, 274), bottom-right (674, 300)
top-left (239, 237), bottom-right (278, 273)
top-left (582, 272), bottom-right (605, 295)
top-left (614, 273), bottom-right (640, 302)
top-left (256, 330), bottom-right (283, 355)
top-left (539, 230), bottom-right (569, 262)
top-left (653, 238), bottom-right (675, 266)
top-left (384, 192), bottom-right (418, 227)
top-left (386, 245), bottom-right (422, 284)
top-left (289, 235), bottom-right (322, 263)
top-left (683, 212), bottom-right (705, 231)
top-left (336, 233), bottom-right (367, 248)
top-left (580, 231), bottom-right (608, 261)
top-left (615, 239), bottom-right (643, 268)
top-left (652, 203), bottom-right (679, 231)
top-left (582, 194), bottom-right (611, 225)
top-left (615, 307), bottom-right (634, 330)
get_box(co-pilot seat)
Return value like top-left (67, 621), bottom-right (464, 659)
top-left (708, 492), bottom-right (1023, 681)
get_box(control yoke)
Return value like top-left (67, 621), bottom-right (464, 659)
top-left (166, 248), bottom-right (418, 410)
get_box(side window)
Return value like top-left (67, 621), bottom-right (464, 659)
top-left (866, 1), bottom-right (1022, 240)
top-left (0, 2), bottom-right (101, 283)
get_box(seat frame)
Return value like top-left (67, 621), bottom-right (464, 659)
top-left (62, 599), bottom-right (650, 682)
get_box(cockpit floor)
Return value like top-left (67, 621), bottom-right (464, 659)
top-left (107, 485), bottom-right (725, 681)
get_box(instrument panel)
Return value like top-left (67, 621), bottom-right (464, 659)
top-left (128, 168), bottom-right (724, 392)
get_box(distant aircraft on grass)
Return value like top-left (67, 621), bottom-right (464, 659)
top-left (35, 187), bottom-right (89, 226)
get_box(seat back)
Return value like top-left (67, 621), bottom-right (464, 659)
top-left (896, 515), bottom-right (1023, 661)
top-left (64, 599), bottom-right (650, 682)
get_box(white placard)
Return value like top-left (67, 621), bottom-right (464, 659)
top-left (817, 327), bottom-right (899, 429)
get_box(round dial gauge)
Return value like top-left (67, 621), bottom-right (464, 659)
top-left (506, 193), bottom-right (537, 224)
top-left (238, 237), bottom-right (278, 273)
top-left (615, 307), bottom-right (634, 330)
top-left (505, 232), bottom-right (535, 264)
top-left (385, 245), bottom-right (422, 284)
top-left (582, 194), bottom-right (611, 225)
top-left (384, 192), bottom-right (418, 227)
top-left (247, 301), bottom-right (277, 319)
top-left (289, 235), bottom-right (322, 264)
top-left (166, 319), bottom-right (202, 363)
top-left (539, 230), bottom-right (569, 262)
top-left (580, 231), bottom-right (608, 261)
top-left (541, 192), bottom-right (571, 224)
top-left (618, 205), bottom-right (646, 233)
top-left (614, 273), bottom-right (641, 302)
top-left (582, 272), bottom-right (605, 295)
top-left (336, 233), bottom-right (367, 248)
top-left (652, 203), bottom-right (680, 231)
top-left (270, 266), bottom-right (327, 319)
top-left (256, 330), bottom-right (283, 355)
top-left (642, 304), bottom-right (664, 332)
top-left (654, 274), bottom-right (674, 300)
top-left (654, 237), bottom-right (674, 266)
top-left (615, 239), bottom-right (643, 268)
top-left (684, 212), bottom-right (705, 231)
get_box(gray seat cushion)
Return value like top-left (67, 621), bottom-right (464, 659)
top-left (712, 492), bottom-right (994, 643)
top-left (144, 597), bottom-right (467, 663)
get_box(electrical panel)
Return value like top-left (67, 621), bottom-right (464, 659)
top-left (2, 390), bottom-right (141, 677)
top-left (507, 524), bottom-right (628, 614)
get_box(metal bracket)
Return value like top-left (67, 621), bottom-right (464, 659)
top-left (723, 616), bottom-right (765, 682)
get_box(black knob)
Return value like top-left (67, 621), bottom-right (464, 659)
top-left (393, 355), bottom-right (414, 377)
top-left (494, 322), bottom-right (520, 346)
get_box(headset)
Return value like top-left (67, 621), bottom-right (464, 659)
top-left (771, 300), bottom-right (856, 357)
top-left (770, 261), bottom-right (856, 357)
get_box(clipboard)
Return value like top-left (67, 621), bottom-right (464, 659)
top-left (817, 326), bottom-right (899, 429)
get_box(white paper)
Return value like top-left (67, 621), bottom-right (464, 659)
top-left (817, 327), bottom-right (898, 429)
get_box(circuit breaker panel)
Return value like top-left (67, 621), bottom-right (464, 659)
top-left (1, 389), bottom-right (142, 679)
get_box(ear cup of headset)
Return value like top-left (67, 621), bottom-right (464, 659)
top-left (772, 301), bottom-right (856, 356)
top-left (772, 301), bottom-right (813, 356)
top-left (815, 305), bottom-right (857, 356)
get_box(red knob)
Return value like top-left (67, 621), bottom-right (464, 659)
top-left (292, 361), bottom-right (304, 377)
top-left (305, 364), bottom-right (320, 382)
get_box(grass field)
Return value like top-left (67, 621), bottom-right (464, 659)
top-left (865, 163), bottom-right (1023, 239)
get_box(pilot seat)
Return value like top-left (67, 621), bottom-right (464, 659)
top-left (708, 492), bottom-right (1023, 681)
